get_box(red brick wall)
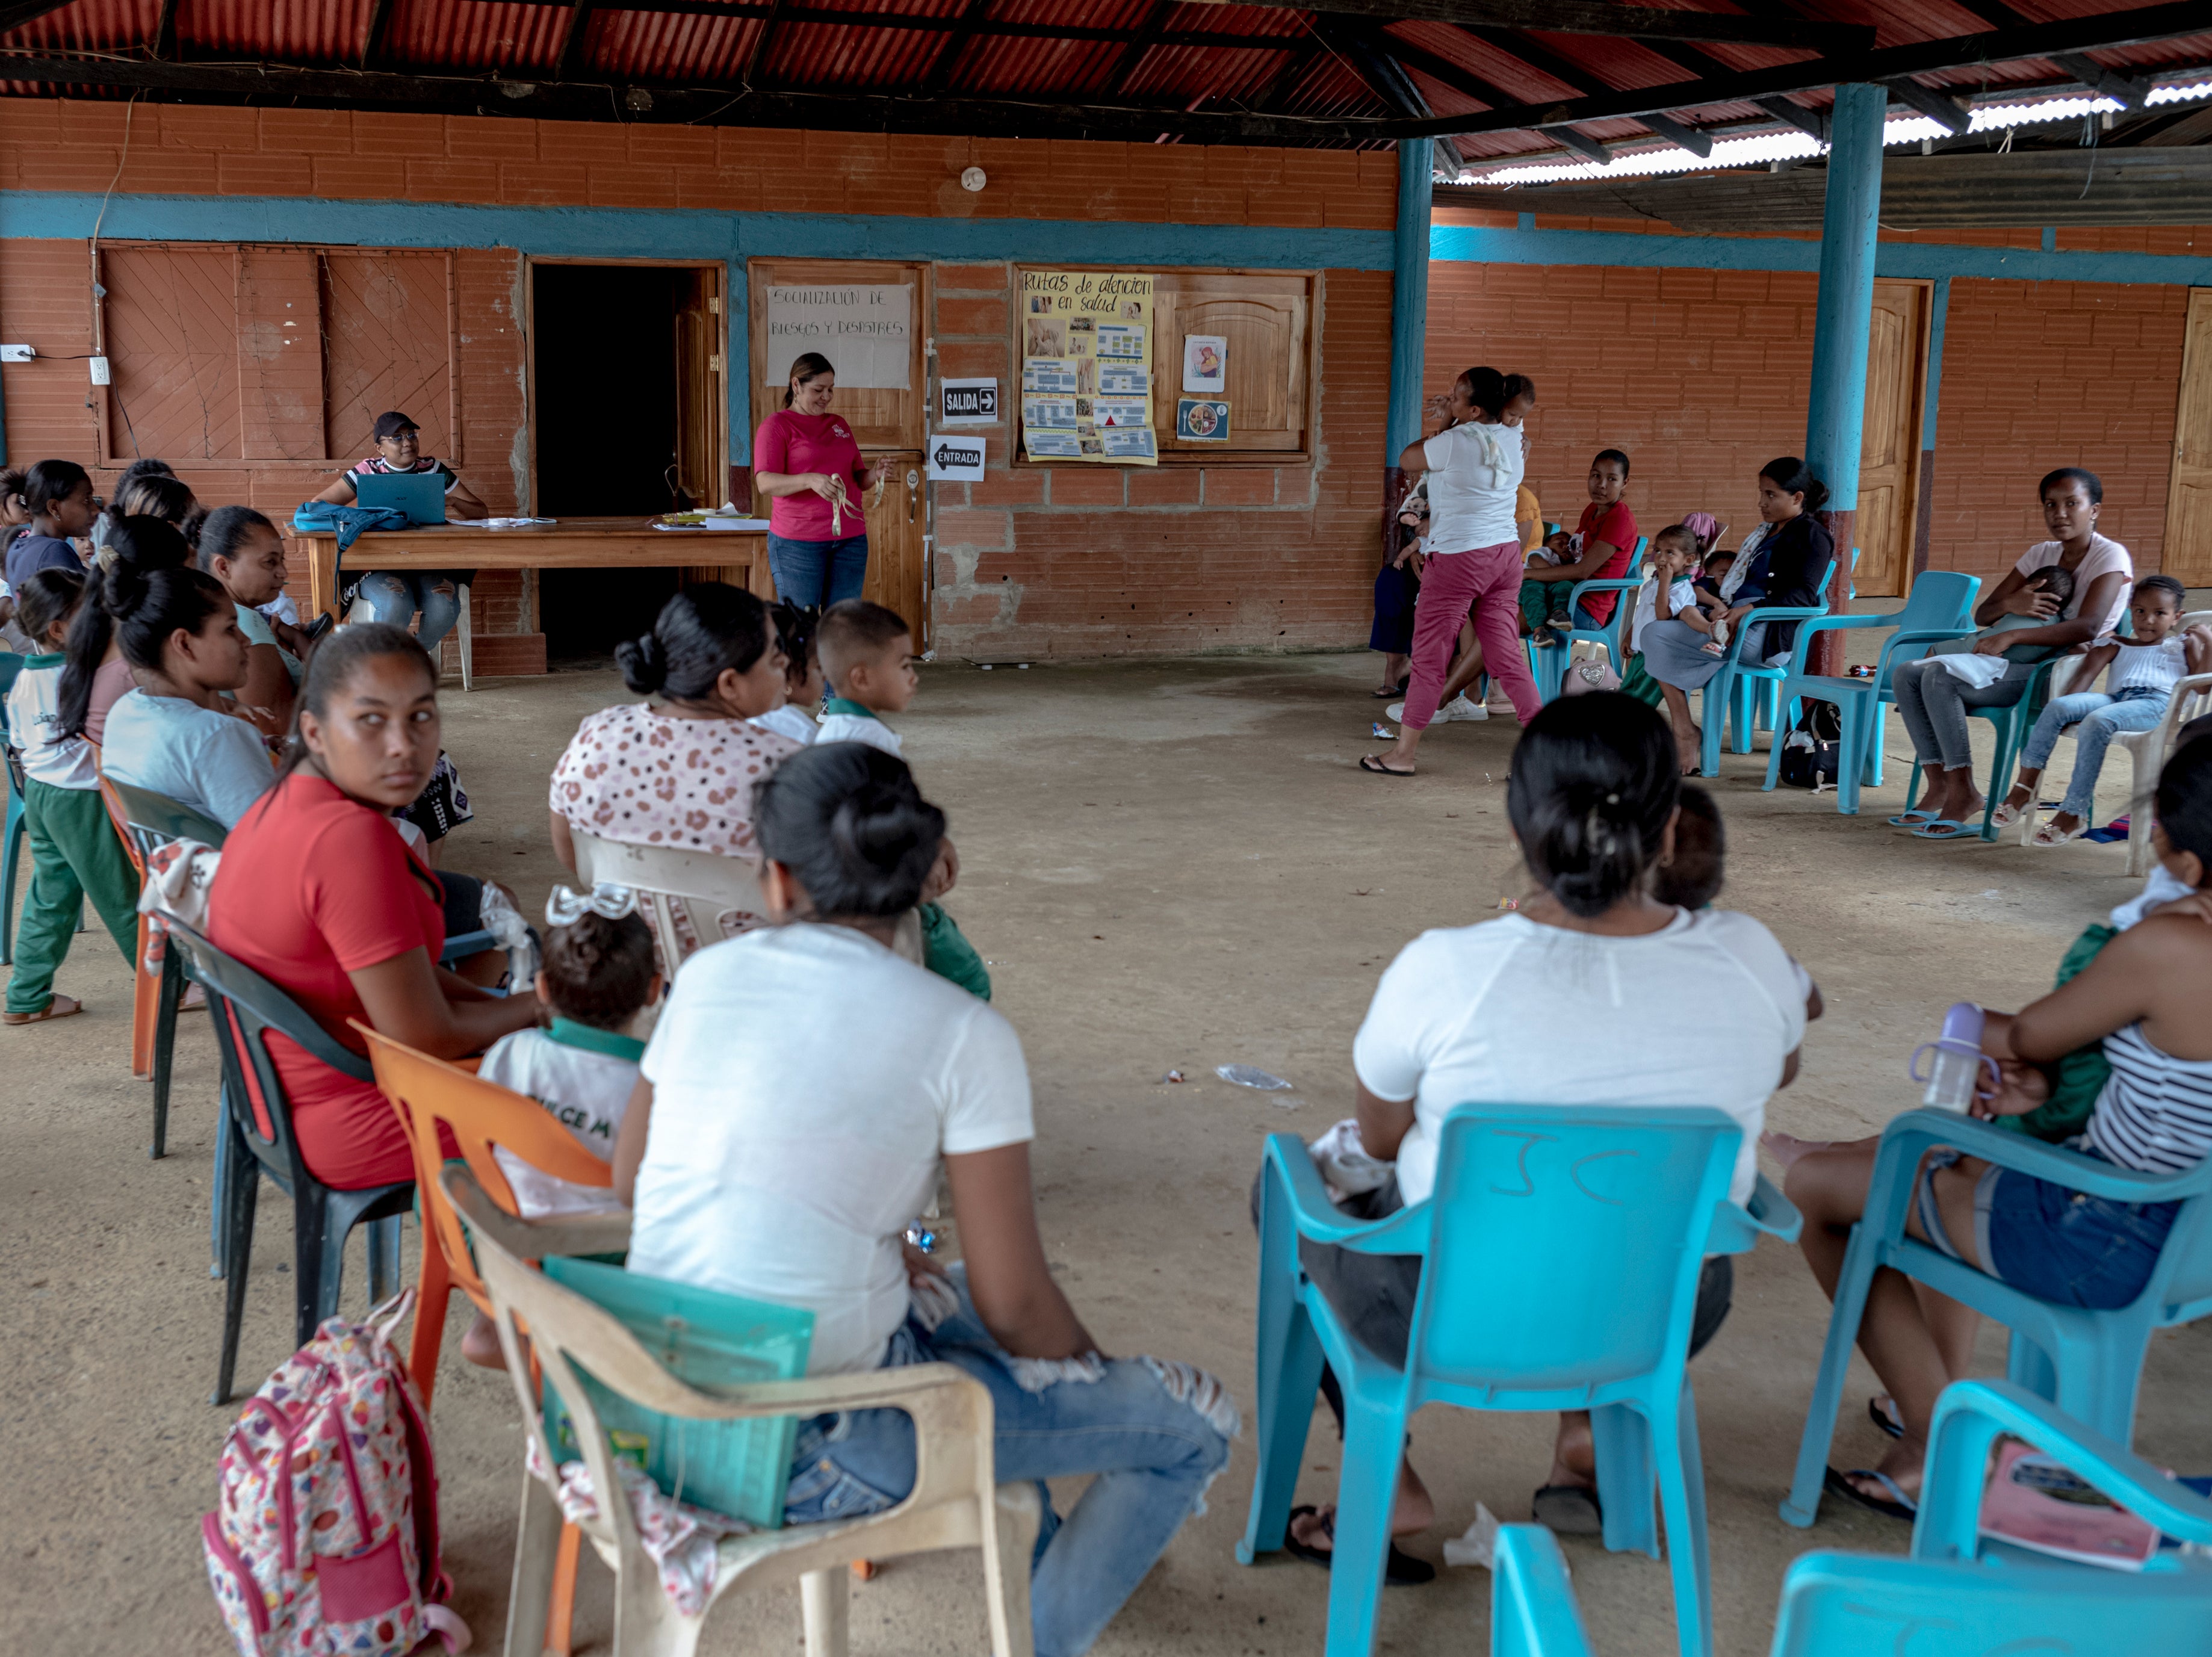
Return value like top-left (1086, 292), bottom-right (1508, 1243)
top-left (1423, 252), bottom-right (2193, 585)
top-left (0, 99), bottom-right (1397, 658)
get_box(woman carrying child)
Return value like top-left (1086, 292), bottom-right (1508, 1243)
top-left (1361, 368), bottom-right (1540, 775)
top-left (5, 460), bottom-right (97, 588)
top-left (1992, 574), bottom-right (2211, 846)
top-left (1893, 467), bottom-right (2131, 841)
top-left (1273, 695), bottom-right (1806, 1562)
top-left (2, 568), bottom-right (138, 1026)
top-left (1790, 732), bottom-right (2212, 1520)
top-left (615, 743), bottom-right (1233, 1657)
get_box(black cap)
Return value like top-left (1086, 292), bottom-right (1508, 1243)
top-left (371, 410), bottom-right (419, 441)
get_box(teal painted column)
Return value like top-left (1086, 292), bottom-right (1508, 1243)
top-left (1803, 82), bottom-right (1885, 674)
top-left (1384, 138), bottom-right (1434, 553)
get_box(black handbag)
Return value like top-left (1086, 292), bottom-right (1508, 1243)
top-left (1776, 699), bottom-right (1843, 791)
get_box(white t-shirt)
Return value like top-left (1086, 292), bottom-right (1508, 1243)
top-left (478, 1021), bottom-right (641, 1219)
top-left (1420, 421), bottom-right (1525, 556)
top-left (4, 655), bottom-right (99, 789)
top-left (1632, 576), bottom-right (1700, 643)
top-left (814, 710), bottom-right (903, 756)
top-left (749, 703), bottom-right (819, 746)
top-left (2015, 533), bottom-right (2132, 640)
top-left (100, 688), bottom-right (276, 829)
top-left (627, 922), bottom-right (1033, 1374)
top-left (1352, 909), bottom-right (1806, 1208)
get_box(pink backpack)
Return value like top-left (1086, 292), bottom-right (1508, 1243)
top-left (202, 1293), bottom-right (471, 1656)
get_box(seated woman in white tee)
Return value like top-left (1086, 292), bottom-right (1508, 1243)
top-left (615, 743), bottom-right (1235, 1657)
top-left (1267, 693), bottom-right (1806, 1572)
top-left (90, 545), bottom-right (274, 829)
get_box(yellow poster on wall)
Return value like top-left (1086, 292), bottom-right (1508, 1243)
top-left (1020, 270), bottom-right (1157, 465)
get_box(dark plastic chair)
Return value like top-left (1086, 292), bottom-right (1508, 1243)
top-left (160, 912), bottom-right (414, 1404)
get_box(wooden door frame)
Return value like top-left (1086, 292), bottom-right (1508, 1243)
top-left (2163, 286), bottom-right (2212, 590)
top-left (522, 255), bottom-right (730, 518)
top-left (1876, 276), bottom-right (1935, 601)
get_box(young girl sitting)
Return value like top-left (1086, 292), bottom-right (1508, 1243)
top-left (749, 601), bottom-right (824, 747)
top-left (1994, 574), bottom-right (2212, 844)
top-left (1789, 731), bottom-right (2212, 1520)
top-left (2, 568), bottom-right (139, 1026)
top-left (1617, 525), bottom-right (1715, 717)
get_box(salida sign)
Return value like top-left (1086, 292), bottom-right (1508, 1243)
top-left (939, 377), bottom-right (999, 425)
top-left (926, 436), bottom-right (987, 482)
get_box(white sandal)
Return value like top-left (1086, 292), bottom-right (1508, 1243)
top-left (1990, 798), bottom-right (2031, 829)
top-left (2032, 817), bottom-right (2089, 847)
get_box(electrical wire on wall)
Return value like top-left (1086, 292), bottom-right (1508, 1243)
top-left (87, 94), bottom-right (141, 456)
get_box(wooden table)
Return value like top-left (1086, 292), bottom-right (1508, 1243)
top-left (291, 517), bottom-right (773, 627)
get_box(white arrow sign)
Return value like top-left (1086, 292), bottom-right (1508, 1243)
top-left (926, 436), bottom-right (987, 482)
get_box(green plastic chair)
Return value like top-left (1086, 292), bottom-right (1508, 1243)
top-left (1240, 1104), bottom-right (1802, 1657)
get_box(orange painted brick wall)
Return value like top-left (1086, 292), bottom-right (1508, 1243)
top-left (1423, 261), bottom-right (2192, 584)
top-left (0, 99), bottom-right (1397, 659)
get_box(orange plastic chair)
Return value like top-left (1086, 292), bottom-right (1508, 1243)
top-left (358, 1022), bottom-right (620, 1657)
top-left (94, 772), bottom-right (161, 1083)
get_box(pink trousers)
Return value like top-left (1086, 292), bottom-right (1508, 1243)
top-left (1401, 539), bottom-right (1542, 728)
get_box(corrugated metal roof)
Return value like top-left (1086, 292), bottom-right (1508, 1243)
top-left (1, 0), bottom-right (2207, 158)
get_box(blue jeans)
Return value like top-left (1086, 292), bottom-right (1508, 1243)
top-left (783, 1268), bottom-right (1234, 1657)
top-left (767, 533), bottom-right (869, 607)
top-left (2021, 687), bottom-right (2165, 820)
top-left (355, 571), bottom-right (465, 651)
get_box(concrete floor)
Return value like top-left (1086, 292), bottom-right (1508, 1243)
top-left (5, 646), bottom-right (2209, 1656)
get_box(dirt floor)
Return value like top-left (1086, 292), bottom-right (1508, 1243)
top-left (6, 640), bottom-right (2210, 1656)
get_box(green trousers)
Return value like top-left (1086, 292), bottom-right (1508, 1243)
top-left (7, 778), bottom-right (140, 1015)
top-left (1519, 575), bottom-right (1575, 633)
top-left (1619, 652), bottom-right (1665, 707)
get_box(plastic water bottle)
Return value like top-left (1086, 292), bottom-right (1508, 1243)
top-left (1910, 1002), bottom-right (1991, 1112)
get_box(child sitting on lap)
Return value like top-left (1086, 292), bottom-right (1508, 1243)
top-left (1921, 565), bottom-right (2077, 690)
top-left (1995, 574), bottom-right (2212, 845)
top-left (751, 601), bottom-right (824, 748)
top-left (462, 887), bottom-right (660, 1364)
top-left (813, 599), bottom-right (915, 756)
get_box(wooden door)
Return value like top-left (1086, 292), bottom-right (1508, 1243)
top-left (863, 453), bottom-right (928, 648)
top-left (2166, 288), bottom-right (2212, 587)
top-left (746, 258), bottom-right (926, 457)
top-left (672, 265), bottom-right (726, 510)
top-left (1854, 280), bottom-right (1927, 599)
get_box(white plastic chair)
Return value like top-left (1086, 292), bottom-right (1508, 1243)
top-left (454, 579), bottom-right (473, 692)
top-left (570, 828), bottom-right (769, 971)
top-left (2018, 610), bottom-right (2212, 873)
top-left (447, 1165), bottom-right (1039, 1657)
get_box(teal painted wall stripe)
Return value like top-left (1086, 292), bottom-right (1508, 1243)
top-left (0, 191), bottom-right (1396, 268)
top-left (1921, 275), bottom-right (1950, 453)
top-left (1429, 223), bottom-right (2212, 288)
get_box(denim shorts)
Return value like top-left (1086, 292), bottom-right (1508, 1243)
top-left (1920, 1139), bottom-right (2179, 1310)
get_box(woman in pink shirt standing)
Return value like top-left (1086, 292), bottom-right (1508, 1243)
top-left (754, 352), bottom-right (876, 606)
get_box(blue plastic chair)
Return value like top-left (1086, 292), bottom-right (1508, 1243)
top-left (1240, 1104), bottom-right (1802, 1657)
top-left (1782, 1107), bottom-right (2212, 1528)
top-left (1697, 558), bottom-right (1839, 776)
top-left (1526, 536), bottom-right (1647, 703)
top-left (1759, 571), bottom-right (1983, 814)
top-left (1490, 1525), bottom-right (1594, 1657)
top-left (1898, 654), bottom-right (2065, 841)
top-left (1490, 1380), bottom-right (2212, 1655)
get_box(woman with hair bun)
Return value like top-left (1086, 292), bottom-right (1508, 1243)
top-left (1642, 457), bottom-right (1835, 773)
top-left (1363, 366), bottom-right (1542, 776)
top-left (1276, 694), bottom-right (1805, 1556)
top-left (547, 581), bottom-right (798, 877)
top-left (616, 743), bottom-right (1233, 1656)
top-left (56, 515), bottom-right (194, 746)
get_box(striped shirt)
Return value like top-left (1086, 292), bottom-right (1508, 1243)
top-left (2086, 1021), bottom-right (2212, 1175)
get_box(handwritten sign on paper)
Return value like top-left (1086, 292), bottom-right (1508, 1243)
top-left (764, 285), bottom-right (912, 389)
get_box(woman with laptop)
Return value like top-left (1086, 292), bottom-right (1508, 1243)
top-left (314, 409), bottom-right (486, 652)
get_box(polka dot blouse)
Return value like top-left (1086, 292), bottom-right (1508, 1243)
top-left (550, 702), bottom-right (800, 859)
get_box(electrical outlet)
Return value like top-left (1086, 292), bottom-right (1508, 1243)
top-left (0, 344), bottom-right (33, 362)
top-left (88, 356), bottom-right (111, 385)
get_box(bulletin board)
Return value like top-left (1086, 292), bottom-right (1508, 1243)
top-left (1018, 268), bottom-right (1158, 465)
top-left (1013, 266), bottom-right (1316, 468)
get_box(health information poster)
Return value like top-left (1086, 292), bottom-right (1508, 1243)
top-left (1020, 270), bottom-right (1157, 465)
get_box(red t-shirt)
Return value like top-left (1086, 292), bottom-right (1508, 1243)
top-left (1573, 500), bottom-right (1640, 625)
top-left (208, 773), bottom-right (445, 1191)
top-left (752, 409), bottom-right (866, 540)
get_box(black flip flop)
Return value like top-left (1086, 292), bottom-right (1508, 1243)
top-left (1360, 755), bottom-right (1415, 778)
top-left (1868, 1396), bottom-right (1904, 1440)
top-left (1281, 1504), bottom-right (1435, 1585)
top-left (1530, 1484), bottom-right (1603, 1536)
top-left (1823, 1464), bottom-right (1916, 1523)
